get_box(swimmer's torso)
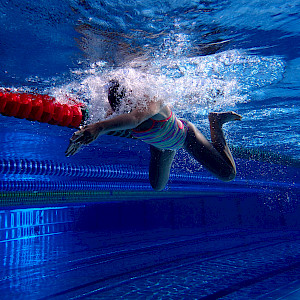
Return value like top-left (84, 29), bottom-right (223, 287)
top-left (132, 106), bottom-right (188, 150)
top-left (133, 105), bottom-right (171, 131)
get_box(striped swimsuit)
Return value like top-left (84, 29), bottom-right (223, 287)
top-left (131, 111), bottom-right (188, 150)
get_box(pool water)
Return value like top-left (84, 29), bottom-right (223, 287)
top-left (0, 0), bottom-right (299, 299)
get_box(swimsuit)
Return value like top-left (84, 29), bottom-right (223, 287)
top-left (131, 111), bottom-right (188, 150)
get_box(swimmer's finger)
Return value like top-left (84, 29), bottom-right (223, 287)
top-left (65, 146), bottom-right (74, 157)
top-left (66, 147), bottom-right (80, 157)
top-left (65, 144), bottom-right (74, 156)
top-left (69, 146), bottom-right (82, 156)
top-left (65, 142), bottom-right (82, 157)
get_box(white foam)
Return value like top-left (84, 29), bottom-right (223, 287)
top-left (50, 50), bottom-right (285, 125)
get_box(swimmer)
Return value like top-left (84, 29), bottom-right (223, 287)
top-left (65, 80), bottom-right (242, 191)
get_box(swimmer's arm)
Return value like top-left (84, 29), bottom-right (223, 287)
top-left (66, 99), bottom-right (163, 155)
top-left (99, 102), bottom-right (162, 133)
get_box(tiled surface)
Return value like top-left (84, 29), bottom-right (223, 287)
top-left (0, 206), bottom-right (81, 241)
top-left (1, 228), bottom-right (299, 299)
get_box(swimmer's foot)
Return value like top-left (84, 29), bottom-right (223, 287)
top-left (208, 111), bottom-right (242, 127)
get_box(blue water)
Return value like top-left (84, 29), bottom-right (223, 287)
top-left (0, 0), bottom-right (300, 299)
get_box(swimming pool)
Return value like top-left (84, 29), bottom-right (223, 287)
top-left (1, 0), bottom-right (299, 298)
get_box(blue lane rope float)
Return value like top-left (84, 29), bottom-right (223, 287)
top-left (0, 158), bottom-right (210, 192)
top-left (0, 158), bottom-right (208, 182)
top-left (0, 158), bottom-right (298, 193)
top-left (0, 159), bottom-right (149, 180)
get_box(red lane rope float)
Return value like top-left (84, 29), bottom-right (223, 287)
top-left (0, 91), bottom-right (84, 128)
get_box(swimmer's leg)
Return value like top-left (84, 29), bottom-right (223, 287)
top-left (149, 145), bottom-right (176, 191)
top-left (184, 111), bottom-right (241, 182)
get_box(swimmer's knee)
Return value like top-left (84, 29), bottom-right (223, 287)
top-left (152, 185), bottom-right (165, 192)
top-left (150, 178), bottom-right (167, 191)
top-left (151, 183), bottom-right (165, 191)
top-left (218, 166), bottom-right (236, 182)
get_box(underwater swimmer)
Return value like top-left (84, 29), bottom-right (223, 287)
top-left (65, 80), bottom-right (242, 191)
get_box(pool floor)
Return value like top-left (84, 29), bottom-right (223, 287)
top-left (1, 227), bottom-right (300, 299)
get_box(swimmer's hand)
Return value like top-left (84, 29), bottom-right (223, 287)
top-left (65, 123), bottom-right (104, 157)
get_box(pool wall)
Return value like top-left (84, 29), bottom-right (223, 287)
top-left (1, 186), bottom-right (299, 244)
